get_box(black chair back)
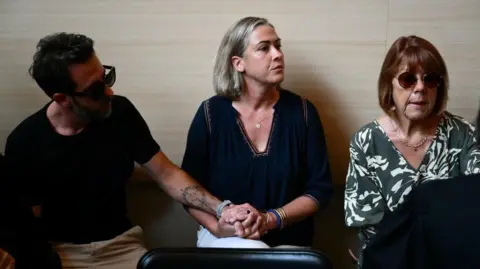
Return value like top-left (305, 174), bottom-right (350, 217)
top-left (137, 248), bottom-right (332, 269)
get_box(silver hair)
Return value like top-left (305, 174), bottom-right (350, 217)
top-left (213, 17), bottom-right (273, 100)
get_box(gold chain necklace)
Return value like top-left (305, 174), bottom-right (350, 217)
top-left (389, 118), bottom-right (428, 151)
top-left (255, 114), bottom-right (270, 129)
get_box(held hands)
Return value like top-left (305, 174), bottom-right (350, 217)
top-left (216, 203), bottom-right (269, 239)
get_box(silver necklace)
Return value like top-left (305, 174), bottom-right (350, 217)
top-left (389, 118), bottom-right (428, 151)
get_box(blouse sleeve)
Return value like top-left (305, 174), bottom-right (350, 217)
top-left (181, 101), bottom-right (210, 185)
top-left (303, 101), bottom-right (333, 207)
top-left (344, 127), bottom-right (386, 257)
top-left (459, 121), bottom-right (480, 175)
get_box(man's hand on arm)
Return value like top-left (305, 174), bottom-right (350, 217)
top-left (187, 205), bottom-right (263, 239)
top-left (144, 152), bottom-right (252, 219)
top-left (186, 207), bottom-right (244, 238)
top-left (144, 152), bottom-right (268, 238)
top-left (143, 152), bottom-right (223, 214)
top-left (220, 203), bottom-right (266, 239)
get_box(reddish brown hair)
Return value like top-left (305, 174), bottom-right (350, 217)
top-left (378, 35), bottom-right (449, 116)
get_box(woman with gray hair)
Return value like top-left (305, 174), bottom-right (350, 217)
top-left (181, 17), bottom-right (333, 248)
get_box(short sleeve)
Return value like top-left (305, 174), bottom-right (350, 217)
top-left (181, 101), bottom-right (209, 186)
top-left (120, 97), bottom-right (161, 165)
top-left (303, 100), bottom-right (333, 207)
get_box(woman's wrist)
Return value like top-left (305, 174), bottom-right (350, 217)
top-left (266, 208), bottom-right (287, 230)
top-left (206, 218), bottom-right (226, 238)
top-left (211, 222), bottom-right (222, 237)
top-left (265, 211), bottom-right (277, 230)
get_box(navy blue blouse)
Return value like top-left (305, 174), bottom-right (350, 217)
top-left (181, 89), bottom-right (333, 246)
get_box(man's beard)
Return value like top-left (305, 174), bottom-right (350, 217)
top-left (71, 97), bottom-right (112, 122)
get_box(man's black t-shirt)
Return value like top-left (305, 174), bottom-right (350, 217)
top-left (0, 154), bottom-right (61, 268)
top-left (4, 95), bottom-right (160, 244)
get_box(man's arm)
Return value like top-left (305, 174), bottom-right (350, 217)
top-left (144, 151), bottom-right (231, 216)
top-left (4, 132), bottom-right (43, 218)
top-left (143, 152), bottom-right (263, 227)
top-left (121, 96), bottom-right (221, 214)
top-left (121, 96), bottom-right (258, 221)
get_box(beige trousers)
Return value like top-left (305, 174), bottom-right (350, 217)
top-left (52, 225), bottom-right (147, 269)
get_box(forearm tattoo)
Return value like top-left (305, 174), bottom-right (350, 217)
top-left (181, 185), bottom-right (213, 213)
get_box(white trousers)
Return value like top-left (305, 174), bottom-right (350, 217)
top-left (197, 227), bottom-right (305, 249)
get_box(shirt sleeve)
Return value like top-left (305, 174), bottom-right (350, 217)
top-left (181, 101), bottom-right (209, 186)
top-left (4, 130), bottom-right (43, 207)
top-left (344, 128), bottom-right (387, 265)
top-left (303, 100), bottom-right (333, 207)
top-left (122, 97), bottom-right (161, 165)
top-left (459, 120), bottom-right (480, 175)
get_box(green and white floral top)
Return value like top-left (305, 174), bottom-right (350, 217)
top-left (344, 112), bottom-right (480, 267)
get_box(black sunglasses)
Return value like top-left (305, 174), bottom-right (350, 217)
top-left (397, 72), bottom-right (442, 90)
top-left (70, 65), bottom-right (116, 101)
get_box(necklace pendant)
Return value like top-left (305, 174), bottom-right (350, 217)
top-left (255, 124), bottom-right (261, 129)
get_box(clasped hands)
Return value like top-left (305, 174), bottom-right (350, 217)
top-left (215, 203), bottom-right (270, 239)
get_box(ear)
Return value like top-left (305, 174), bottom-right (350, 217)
top-left (52, 93), bottom-right (72, 107)
top-left (232, 56), bottom-right (245, 73)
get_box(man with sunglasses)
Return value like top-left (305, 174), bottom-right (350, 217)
top-left (3, 32), bottom-right (261, 269)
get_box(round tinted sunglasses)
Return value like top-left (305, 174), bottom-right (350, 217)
top-left (397, 72), bottom-right (442, 89)
top-left (70, 65), bottom-right (116, 101)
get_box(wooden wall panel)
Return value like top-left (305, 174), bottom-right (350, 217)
top-left (1, 0), bottom-right (478, 185)
top-left (388, 0), bottom-right (480, 120)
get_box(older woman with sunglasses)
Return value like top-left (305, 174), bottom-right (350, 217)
top-left (344, 35), bottom-right (480, 268)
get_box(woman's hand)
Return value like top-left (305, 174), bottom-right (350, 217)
top-left (214, 218), bottom-right (245, 238)
top-left (221, 203), bottom-right (261, 224)
top-left (217, 205), bottom-right (267, 239)
top-left (218, 203), bottom-right (275, 240)
top-left (216, 214), bottom-right (267, 239)
top-left (245, 212), bottom-right (269, 240)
